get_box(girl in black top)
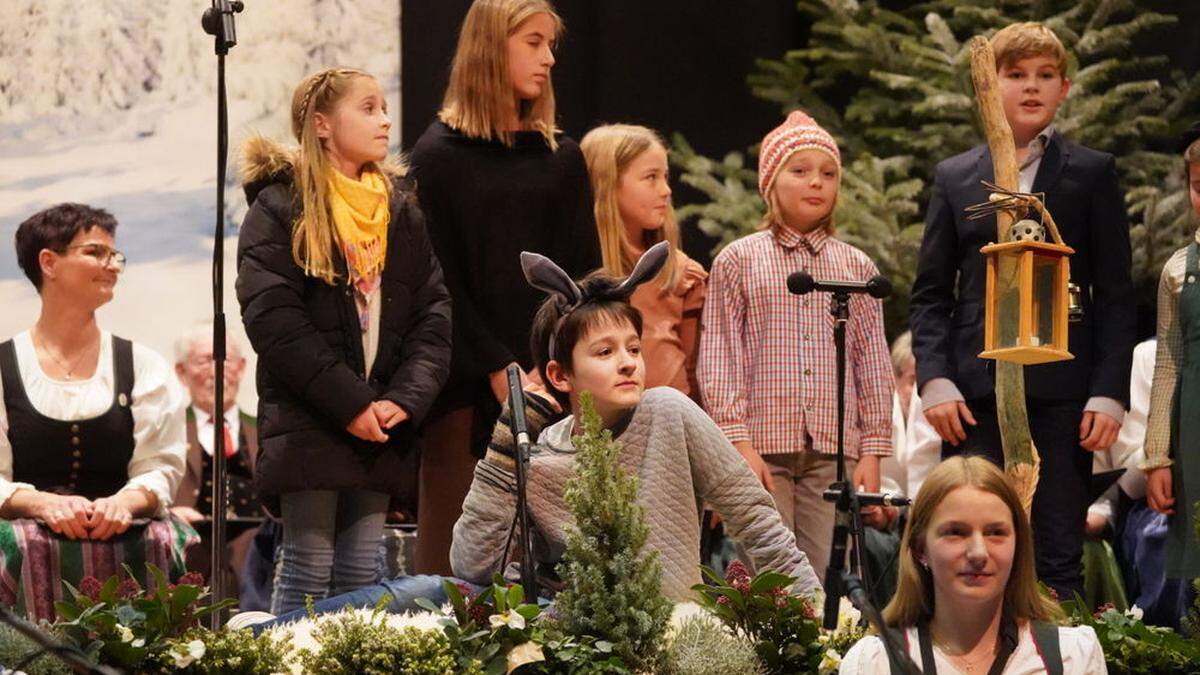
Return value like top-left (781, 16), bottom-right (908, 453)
top-left (237, 67), bottom-right (451, 614)
top-left (409, 0), bottom-right (600, 574)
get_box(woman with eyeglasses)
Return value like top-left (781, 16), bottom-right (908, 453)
top-left (0, 203), bottom-right (192, 622)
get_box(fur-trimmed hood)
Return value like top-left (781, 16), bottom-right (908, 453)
top-left (239, 135), bottom-right (409, 206)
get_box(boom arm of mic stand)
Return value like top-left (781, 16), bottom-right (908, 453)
top-left (842, 573), bottom-right (924, 675)
top-left (0, 605), bottom-right (121, 675)
top-left (506, 365), bottom-right (538, 601)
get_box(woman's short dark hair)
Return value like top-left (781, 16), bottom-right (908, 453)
top-left (15, 203), bottom-right (118, 291)
top-left (530, 271), bottom-right (644, 409)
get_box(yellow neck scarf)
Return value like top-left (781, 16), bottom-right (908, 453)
top-left (328, 168), bottom-right (389, 283)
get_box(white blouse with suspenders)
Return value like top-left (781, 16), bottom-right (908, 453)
top-left (839, 618), bottom-right (1107, 674)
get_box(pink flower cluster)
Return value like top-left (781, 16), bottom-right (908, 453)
top-left (725, 560), bottom-right (752, 594)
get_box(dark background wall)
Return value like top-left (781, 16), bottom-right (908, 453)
top-left (401, 1), bottom-right (1200, 264)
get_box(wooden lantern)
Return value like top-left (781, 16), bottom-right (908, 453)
top-left (979, 239), bottom-right (1075, 365)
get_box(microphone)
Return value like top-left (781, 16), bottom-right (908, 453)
top-left (787, 271), bottom-right (892, 299)
top-left (506, 364), bottom-right (530, 448)
top-left (822, 488), bottom-right (911, 508)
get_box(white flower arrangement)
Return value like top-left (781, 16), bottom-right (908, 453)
top-left (170, 639), bottom-right (207, 668)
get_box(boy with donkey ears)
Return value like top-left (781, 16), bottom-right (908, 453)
top-left (241, 245), bottom-right (821, 631)
top-left (909, 22), bottom-right (1136, 600)
top-left (451, 243), bottom-right (823, 602)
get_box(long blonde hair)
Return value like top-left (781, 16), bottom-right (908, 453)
top-left (883, 456), bottom-right (1063, 627)
top-left (290, 67), bottom-right (392, 284)
top-left (580, 124), bottom-right (678, 289)
top-left (439, 0), bottom-right (563, 149)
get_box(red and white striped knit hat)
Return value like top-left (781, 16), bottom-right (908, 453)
top-left (757, 110), bottom-right (841, 197)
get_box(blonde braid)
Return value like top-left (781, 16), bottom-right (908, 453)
top-left (294, 70), bottom-right (335, 140)
top-left (288, 67), bottom-right (384, 284)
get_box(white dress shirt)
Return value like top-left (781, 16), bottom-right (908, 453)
top-left (883, 390), bottom-right (942, 502)
top-left (191, 405), bottom-right (241, 457)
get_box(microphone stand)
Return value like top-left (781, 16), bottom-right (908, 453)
top-left (816, 290), bottom-right (909, 630)
top-left (201, 0), bottom-right (244, 629)
top-left (790, 274), bottom-right (916, 671)
top-left (0, 605), bottom-right (121, 674)
top-left (505, 365), bottom-right (539, 601)
top-left (821, 289), bottom-right (870, 629)
top-left (841, 572), bottom-right (924, 675)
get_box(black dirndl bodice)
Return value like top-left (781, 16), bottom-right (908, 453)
top-left (0, 336), bottom-right (135, 500)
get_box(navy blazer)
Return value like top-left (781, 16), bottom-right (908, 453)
top-left (909, 133), bottom-right (1135, 406)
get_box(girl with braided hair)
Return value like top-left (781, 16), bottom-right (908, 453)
top-left (236, 67), bottom-right (451, 614)
top-left (409, 0), bottom-right (600, 575)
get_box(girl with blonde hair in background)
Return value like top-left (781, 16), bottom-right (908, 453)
top-left (408, 0), bottom-right (600, 575)
top-left (580, 123), bottom-right (706, 399)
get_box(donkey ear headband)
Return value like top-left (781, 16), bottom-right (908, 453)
top-left (520, 241), bottom-right (670, 361)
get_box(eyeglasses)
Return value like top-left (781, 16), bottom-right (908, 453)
top-left (185, 354), bottom-right (243, 368)
top-left (62, 244), bottom-right (127, 271)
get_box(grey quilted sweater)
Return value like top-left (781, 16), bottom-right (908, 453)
top-left (450, 387), bottom-right (822, 601)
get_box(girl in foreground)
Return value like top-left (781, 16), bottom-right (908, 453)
top-left (840, 455), bottom-right (1105, 673)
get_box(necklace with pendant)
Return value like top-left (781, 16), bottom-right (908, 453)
top-left (33, 332), bottom-right (96, 380)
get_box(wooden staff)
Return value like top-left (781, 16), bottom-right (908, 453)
top-left (969, 36), bottom-right (1040, 512)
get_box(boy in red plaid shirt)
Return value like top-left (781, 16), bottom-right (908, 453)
top-left (698, 111), bottom-right (895, 579)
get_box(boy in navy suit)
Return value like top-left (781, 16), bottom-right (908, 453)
top-left (910, 22), bottom-right (1136, 598)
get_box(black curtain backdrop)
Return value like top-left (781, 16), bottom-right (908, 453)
top-left (401, 1), bottom-right (1200, 266)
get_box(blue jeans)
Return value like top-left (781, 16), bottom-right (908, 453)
top-left (270, 489), bottom-right (389, 615)
top-left (1119, 500), bottom-right (1195, 630)
top-left (254, 574), bottom-right (473, 633)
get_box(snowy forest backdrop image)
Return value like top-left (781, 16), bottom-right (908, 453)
top-left (0, 1), bottom-right (402, 407)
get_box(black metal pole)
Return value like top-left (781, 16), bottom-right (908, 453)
top-left (787, 276), bottom-right (901, 629)
top-left (822, 291), bottom-right (872, 629)
top-left (201, 0), bottom-right (243, 629)
top-left (842, 572), bottom-right (924, 674)
top-left (0, 605), bottom-right (121, 674)
top-left (506, 365), bottom-right (539, 601)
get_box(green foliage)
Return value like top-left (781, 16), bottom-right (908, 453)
top-left (296, 603), bottom-right (477, 675)
top-left (1064, 598), bottom-right (1200, 674)
top-left (672, 0), bottom-right (1200, 336)
top-left (833, 153), bottom-right (925, 333)
top-left (816, 600), bottom-right (869, 674)
top-left (691, 561), bottom-right (823, 674)
top-left (417, 577), bottom-right (541, 673)
top-left (0, 623), bottom-right (72, 675)
top-left (52, 565), bottom-right (234, 671)
top-left (416, 576), bottom-right (630, 674)
top-left (144, 627), bottom-right (290, 674)
top-left (672, 133), bottom-right (765, 251)
top-left (662, 614), bottom-right (763, 675)
top-left (523, 628), bottom-right (631, 674)
top-left (553, 393), bottom-right (673, 672)
top-left (1182, 506), bottom-right (1200, 640)
top-left (1127, 153), bottom-right (1198, 299)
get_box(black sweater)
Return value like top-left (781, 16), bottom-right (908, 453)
top-left (410, 120), bottom-right (600, 421)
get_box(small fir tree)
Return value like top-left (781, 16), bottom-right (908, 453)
top-left (553, 393), bottom-right (672, 672)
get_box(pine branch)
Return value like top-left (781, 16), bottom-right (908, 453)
top-left (553, 394), bottom-right (672, 672)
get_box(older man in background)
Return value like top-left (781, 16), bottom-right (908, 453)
top-left (171, 322), bottom-right (262, 598)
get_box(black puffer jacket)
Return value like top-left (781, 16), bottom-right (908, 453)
top-left (236, 138), bottom-right (452, 507)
